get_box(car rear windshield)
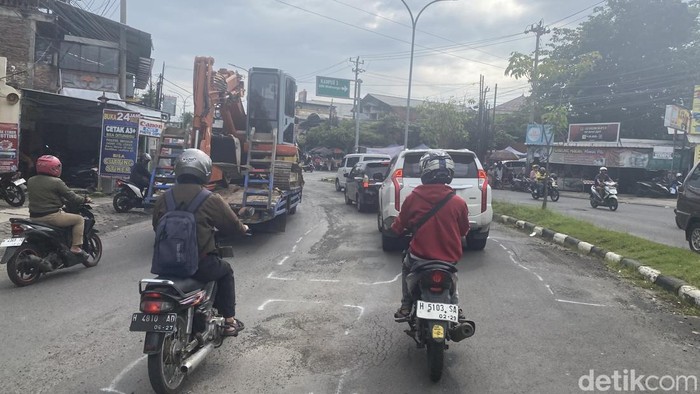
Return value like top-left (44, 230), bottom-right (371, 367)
top-left (364, 156), bottom-right (389, 162)
top-left (403, 152), bottom-right (478, 178)
top-left (364, 162), bottom-right (390, 178)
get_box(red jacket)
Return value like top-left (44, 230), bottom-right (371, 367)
top-left (391, 184), bottom-right (470, 262)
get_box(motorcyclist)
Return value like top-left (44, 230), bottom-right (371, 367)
top-left (529, 164), bottom-right (540, 181)
top-left (130, 152), bottom-right (152, 194)
top-left (535, 166), bottom-right (548, 196)
top-left (152, 149), bottom-right (249, 337)
top-left (389, 150), bottom-right (470, 321)
top-left (26, 155), bottom-right (92, 259)
top-left (594, 166), bottom-right (612, 200)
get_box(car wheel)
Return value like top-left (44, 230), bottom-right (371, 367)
top-left (335, 179), bottom-right (342, 192)
top-left (356, 194), bottom-right (363, 212)
top-left (344, 190), bottom-right (352, 205)
top-left (689, 222), bottom-right (700, 253)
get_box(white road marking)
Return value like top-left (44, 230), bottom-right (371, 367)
top-left (267, 271), bottom-right (295, 281)
top-left (309, 278), bottom-right (341, 283)
top-left (358, 273), bottom-right (401, 285)
top-left (100, 355), bottom-right (147, 393)
top-left (277, 256), bottom-right (289, 266)
top-left (556, 299), bottom-right (606, 307)
top-left (534, 273), bottom-right (544, 282)
top-left (296, 237), bottom-right (303, 243)
top-left (257, 299), bottom-right (341, 311)
top-left (292, 245), bottom-right (298, 253)
top-left (305, 229), bottom-right (313, 235)
top-left (336, 369), bottom-right (348, 394)
top-left (343, 305), bottom-right (365, 320)
top-left (546, 284), bottom-right (554, 295)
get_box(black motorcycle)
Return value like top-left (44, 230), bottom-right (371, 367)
top-left (530, 175), bottom-right (560, 202)
top-left (0, 203), bottom-right (102, 286)
top-left (510, 174), bottom-right (532, 192)
top-left (0, 171), bottom-right (26, 207)
top-left (64, 164), bottom-right (99, 193)
top-left (130, 237), bottom-right (242, 394)
top-left (113, 179), bottom-right (145, 213)
top-left (396, 259), bottom-right (476, 382)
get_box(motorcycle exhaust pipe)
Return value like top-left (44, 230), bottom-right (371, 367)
top-left (180, 343), bottom-right (214, 374)
top-left (21, 255), bottom-right (53, 272)
top-left (449, 321), bottom-right (475, 342)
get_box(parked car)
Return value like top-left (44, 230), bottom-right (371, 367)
top-left (344, 160), bottom-right (391, 212)
top-left (377, 148), bottom-right (493, 251)
top-left (335, 153), bottom-right (392, 192)
top-left (674, 163), bottom-right (700, 252)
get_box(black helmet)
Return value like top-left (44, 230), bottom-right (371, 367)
top-left (175, 149), bottom-right (212, 184)
top-left (419, 150), bottom-right (454, 184)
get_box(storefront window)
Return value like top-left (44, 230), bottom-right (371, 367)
top-left (59, 42), bottom-right (119, 75)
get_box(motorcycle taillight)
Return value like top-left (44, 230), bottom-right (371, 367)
top-left (140, 293), bottom-right (176, 313)
top-left (429, 271), bottom-right (446, 293)
top-left (11, 223), bottom-right (24, 236)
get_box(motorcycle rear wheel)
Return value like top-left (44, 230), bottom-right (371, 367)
top-left (6, 245), bottom-right (43, 287)
top-left (4, 184), bottom-right (25, 207)
top-left (82, 233), bottom-right (102, 267)
top-left (113, 192), bottom-right (132, 213)
top-left (148, 314), bottom-right (188, 394)
top-left (426, 341), bottom-right (445, 382)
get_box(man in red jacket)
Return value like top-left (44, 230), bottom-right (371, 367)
top-left (390, 150), bottom-right (470, 320)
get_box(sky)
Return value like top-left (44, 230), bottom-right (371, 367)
top-left (82, 0), bottom-right (606, 116)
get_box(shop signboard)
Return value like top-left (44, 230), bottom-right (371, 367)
top-left (99, 109), bottom-right (140, 177)
top-left (138, 118), bottom-right (164, 137)
top-left (653, 146), bottom-right (674, 160)
top-left (549, 146), bottom-right (649, 168)
top-left (691, 85), bottom-right (700, 135)
top-left (0, 123), bottom-right (19, 172)
top-left (664, 105), bottom-right (690, 132)
top-left (525, 123), bottom-right (553, 145)
top-left (568, 123), bottom-right (620, 142)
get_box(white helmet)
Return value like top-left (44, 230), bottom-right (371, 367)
top-left (419, 150), bottom-right (455, 184)
top-left (599, 166), bottom-right (607, 172)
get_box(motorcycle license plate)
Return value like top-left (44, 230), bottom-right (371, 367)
top-left (416, 301), bottom-right (458, 323)
top-left (12, 178), bottom-right (25, 186)
top-left (129, 313), bottom-right (177, 332)
top-left (0, 238), bottom-right (23, 247)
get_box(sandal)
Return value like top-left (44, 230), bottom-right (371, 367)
top-left (223, 318), bottom-right (245, 337)
top-left (394, 306), bottom-right (411, 320)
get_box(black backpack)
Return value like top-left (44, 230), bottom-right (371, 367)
top-left (151, 189), bottom-right (211, 277)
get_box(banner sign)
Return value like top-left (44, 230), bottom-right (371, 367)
top-left (653, 146), bottom-right (673, 160)
top-left (525, 124), bottom-right (553, 145)
top-left (138, 118), bottom-right (164, 137)
top-left (691, 85), bottom-right (700, 135)
top-left (99, 109), bottom-right (140, 177)
top-left (0, 123), bottom-right (19, 172)
top-left (664, 105), bottom-right (690, 132)
top-left (549, 146), bottom-right (649, 168)
top-left (568, 123), bottom-right (620, 142)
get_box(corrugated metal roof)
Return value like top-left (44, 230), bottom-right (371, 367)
top-left (363, 93), bottom-right (426, 108)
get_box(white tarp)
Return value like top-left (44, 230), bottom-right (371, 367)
top-left (505, 145), bottom-right (527, 157)
top-left (366, 145), bottom-right (404, 158)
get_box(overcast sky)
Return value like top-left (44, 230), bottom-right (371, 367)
top-left (91, 0), bottom-right (606, 115)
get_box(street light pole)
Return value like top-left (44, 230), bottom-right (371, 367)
top-left (401, 0), bottom-right (455, 149)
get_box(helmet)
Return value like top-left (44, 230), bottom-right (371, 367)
top-left (419, 150), bottom-right (454, 184)
top-left (599, 166), bottom-right (608, 172)
top-left (532, 164), bottom-right (540, 169)
top-left (139, 153), bottom-right (152, 163)
top-left (174, 149), bottom-right (212, 184)
top-left (36, 155), bottom-right (62, 177)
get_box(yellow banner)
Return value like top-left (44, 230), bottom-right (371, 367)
top-left (691, 85), bottom-right (700, 135)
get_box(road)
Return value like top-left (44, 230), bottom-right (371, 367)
top-left (0, 172), bottom-right (698, 393)
top-left (493, 188), bottom-right (687, 249)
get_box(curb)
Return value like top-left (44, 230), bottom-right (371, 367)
top-left (496, 214), bottom-right (700, 309)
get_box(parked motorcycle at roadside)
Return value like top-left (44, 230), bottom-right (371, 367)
top-left (395, 257), bottom-right (476, 382)
top-left (130, 235), bottom-right (245, 394)
top-left (113, 178), bottom-right (145, 213)
top-left (590, 181), bottom-right (619, 211)
top-left (0, 171), bottom-right (26, 207)
top-left (530, 175), bottom-right (560, 202)
top-left (63, 164), bottom-right (99, 192)
top-left (302, 163), bottom-right (314, 172)
top-left (0, 201), bottom-right (102, 286)
top-left (635, 177), bottom-right (674, 198)
top-left (510, 174), bottom-right (532, 192)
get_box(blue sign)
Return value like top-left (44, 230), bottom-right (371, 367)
top-left (525, 123), bottom-right (554, 145)
top-left (99, 109), bottom-right (140, 177)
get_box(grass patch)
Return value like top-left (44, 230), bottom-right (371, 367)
top-left (494, 201), bottom-right (700, 290)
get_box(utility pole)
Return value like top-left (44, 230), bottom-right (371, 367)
top-left (118, 0), bottom-right (127, 99)
top-left (351, 56), bottom-right (364, 153)
top-left (490, 84), bottom-right (497, 153)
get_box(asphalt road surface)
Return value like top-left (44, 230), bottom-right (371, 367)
top-left (0, 172), bottom-right (698, 393)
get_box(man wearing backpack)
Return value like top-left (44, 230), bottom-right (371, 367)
top-left (152, 148), bottom-right (249, 336)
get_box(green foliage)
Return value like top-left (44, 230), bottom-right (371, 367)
top-left (415, 98), bottom-right (471, 149)
top-left (181, 112), bottom-right (193, 131)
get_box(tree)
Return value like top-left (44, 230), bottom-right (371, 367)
top-left (181, 112), bottom-right (193, 131)
top-left (138, 88), bottom-right (158, 108)
top-left (415, 98), bottom-right (471, 149)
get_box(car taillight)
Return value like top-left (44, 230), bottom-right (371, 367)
top-left (392, 169), bottom-right (404, 211)
top-left (140, 293), bottom-right (176, 313)
top-left (362, 175), bottom-right (369, 188)
top-left (11, 223), bottom-right (24, 236)
top-left (429, 271), bottom-right (445, 293)
top-left (478, 169), bottom-right (488, 213)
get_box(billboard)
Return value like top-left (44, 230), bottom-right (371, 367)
top-left (568, 123), bottom-right (620, 142)
top-left (99, 110), bottom-right (140, 177)
top-left (0, 123), bottom-right (19, 172)
top-left (316, 76), bottom-right (351, 99)
top-left (162, 95), bottom-right (178, 116)
top-left (138, 118), bottom-right (164, 137)
top-left (525, 124), bottom-right (553, 145)
top-left (691, 85), bottom-right (700, 135)
top-left (664, 105), bottom-right (690, 132)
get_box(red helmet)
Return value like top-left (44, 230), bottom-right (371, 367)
top-left (36, 155), bottom-right (62, 177)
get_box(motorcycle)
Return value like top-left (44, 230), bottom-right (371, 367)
top-left (510, 174), bottom-right (532, 192)
top-left (590, 181), bottom-right (619, 211)
top-left (635, 177), bottom-right (674, 198)
top-left (396, 258), bottom-right (476, 382)
top-left (113, 179), bottom-right (145, 213)
top-left (130, 235), bottom-right (243, 394)
top-left (0, 202), bottom-right (102, 286)
top-left (530, 175), bottom-right (560, 202)
top-left (302, 163), bottom-right (314, 172)
top-left (0, 171), bottom-right (26, 207)
top-left (64, 164), bottom-right (99, 193)
top-left (669, 173), bottom-right (683, 196)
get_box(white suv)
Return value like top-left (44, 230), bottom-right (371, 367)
top-left (377, 148), bottom-right (493, 251)
top-left (335, 153), bottom-right (392, 191)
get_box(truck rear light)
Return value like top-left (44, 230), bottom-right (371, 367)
top-left (392, 169), bottom-right (404, 211)
top-left (478, 169), bottom-right (488, 213)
